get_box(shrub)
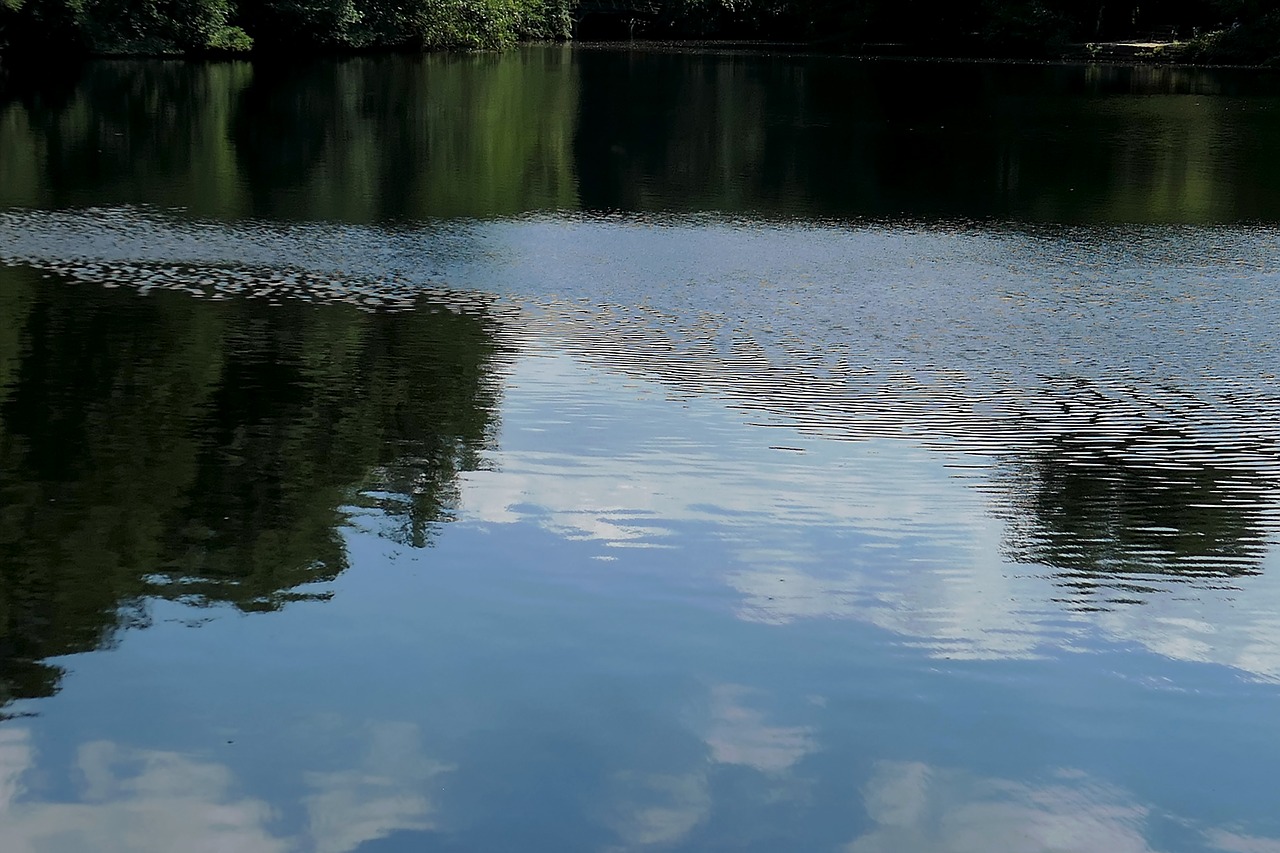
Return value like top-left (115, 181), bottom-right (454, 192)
top-left (72, 0), bottom-right (252, 53)
top-left (1182, 12), bottom-right (1280, 64)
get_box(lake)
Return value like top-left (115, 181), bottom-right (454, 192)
top-left (2, 46), bottom-right (1280, 852)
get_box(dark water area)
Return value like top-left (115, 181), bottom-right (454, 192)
top-left (2, 48), bottom-right (1280, 852)
top-left (5, 48), bottom-right (1280, 223)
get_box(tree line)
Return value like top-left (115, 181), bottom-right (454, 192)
top-left (635, 0), bottom-right (1276, 63)
top-left (0, 0), bottom-right (1275, 61)
top-left (0, 0), bottom-right (572, 56)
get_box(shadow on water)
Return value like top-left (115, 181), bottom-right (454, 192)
top-left (0, 263), bottom-right (503, 709)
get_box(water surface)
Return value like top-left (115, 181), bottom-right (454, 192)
top-left (2, 48), bottom-right (1280, 852)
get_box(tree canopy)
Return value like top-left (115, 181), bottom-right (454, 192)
top-left (0, 0), bottom-right (571, 55)
top-left (0, 0), bottom-right (1276, 60)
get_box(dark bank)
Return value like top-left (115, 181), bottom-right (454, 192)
top-left (1, 0), bottom-right (1278, 64)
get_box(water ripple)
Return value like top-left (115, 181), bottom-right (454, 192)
top-left (5, 206), bottom-right (1280, 611)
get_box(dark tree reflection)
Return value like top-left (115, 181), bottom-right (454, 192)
top-left (997, 436), bottom-right (1271, 609)
top-left (0, 264), bottom-right (502, 707)
top-left (571, 51), bottom-right (1280, 223)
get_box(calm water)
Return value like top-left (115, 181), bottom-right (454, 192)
top-left (2, 47), bottom-right (1280, 852)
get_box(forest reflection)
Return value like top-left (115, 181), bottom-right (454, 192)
top-left (5, 49), bottom-right (1280, 710)
top-left (996, 441), bottom-right (1273, 608)
top-left (3, 50), bottom-right (1280, 222)
top-left (3, 247), bottom-right (1279, 711)
top-left (0, 264), bottom-right (502, 708)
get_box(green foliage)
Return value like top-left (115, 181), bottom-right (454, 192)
top-left (210, 23), bottom-right (252, 50)
top-left (655, 0), bottom-right (784, 38)
top-left (0, 0), bottom-right (1275, 58)
top-left (1183, 11), bottom-right (1280, 64)
top-left (0, 0), bottom-right (251, 54)
top-left (350, 0), bottom-right (567, 49)
top-left (74, 0), bottom-right (251, 53)
top-left (243, 0), bottom-right (361, 47)
top-left (239, 0), bottom-right (569, 51)
top-left (1, 0), bottom-right (565, 55)
top-left (1, 0), bottom-right (84, 55)
top-left (981, 0), bottom-right (1067, 52)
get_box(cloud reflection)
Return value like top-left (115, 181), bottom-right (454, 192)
top-left (0, 728), bottom-right (289, 853)
top-left (848, 761), bottom-right (1157, 853)
top-left (706, 684), bottom-right (816, 773)
top-left (304, 722), bottom-right (453, 853)
top-left (601, 771), bottom-right (712, 850)
top-left (463, 350), bottom-right (1280, 681)
top-left (0, 721), bottom-right (450, 853)
top-left (1207, 830), bottom-right (1280, 853)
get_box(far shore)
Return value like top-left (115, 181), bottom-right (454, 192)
top-left (2, 38), bottom-right (1277, 72)
top-left (571, 38), bottom-right (1278, 70)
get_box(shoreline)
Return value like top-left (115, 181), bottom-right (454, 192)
top-left (572, 39), bottom-right (1279, 70)
top-left (1, 38), bottom-right (1277, 72)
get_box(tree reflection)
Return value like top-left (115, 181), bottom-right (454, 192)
top-left (0, 51), bottom-right (580, 221)
top-left (4, 52), bottom-right (1280, 223)
top-left (571, 51), bottom-right (1280, 222)
top-left (0, 265), bottom-right (501, 708)
top-left (997, 436), bottom-right (1271, 608)
top-left (0, 60), bottom-right (252, 214)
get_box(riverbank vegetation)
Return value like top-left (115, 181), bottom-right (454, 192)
top-left (0, 0), bottom-right (572, 56)
top-left (0, 0), bottom-right (1276, 64)
top-left (645, 0), bottom-right (1278, 64)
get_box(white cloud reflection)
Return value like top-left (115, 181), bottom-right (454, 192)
top-left (0, 722), bottom-right (449, 853)
top-left (0, 728), bottom-right (289, 853)
top-left (459, 348), bottom-right (1280, 683)
top-left (706, 684), bottom-right (815, 773)
top-left (847, 761), bottom-right (1158, 853)
top-left (601, 770), bottom-right (712, 850)
top-left (598, 684), bottom-right (815, 851)
top-left (1207, 830), bottom-right (1280, 853)
top-left (304, 721), bottom-right (453, 853)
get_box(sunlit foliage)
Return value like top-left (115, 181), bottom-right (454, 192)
top-left (0, 0), bottom-right (570, 55)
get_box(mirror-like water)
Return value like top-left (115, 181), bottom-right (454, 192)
top-left (2, 47), bottom-right (1280, 852)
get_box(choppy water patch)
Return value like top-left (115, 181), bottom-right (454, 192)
top-left (6, 206), bottom-right (1280, 603)
top-left (0, 206), bottom-right (497, 314)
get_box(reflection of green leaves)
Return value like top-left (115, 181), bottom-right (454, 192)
top-left (0, 264), bottom-right (500, 707)
top-left (5, 52), bottom-right (1280, 224)
top-left (573, 53), bottom-right (1280, 223)
top-left (0, 61), bottom-right (253, 213)
top-left (0, 54), bottom-right (577, 220)
top-left (229, 53), bottom-right (579, 220)
top-left (0, 275), bottom-right (31, 406)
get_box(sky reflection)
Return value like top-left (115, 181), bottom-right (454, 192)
top-left (849, 761), bottom-right (1157, 853)
top-left (459, 345), bottom-right (1280, 683)
top-left (3, 209), bottom-right (1280, 850)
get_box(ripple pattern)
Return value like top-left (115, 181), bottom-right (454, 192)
top-left (5, 206), bottom-right (1280, 609)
